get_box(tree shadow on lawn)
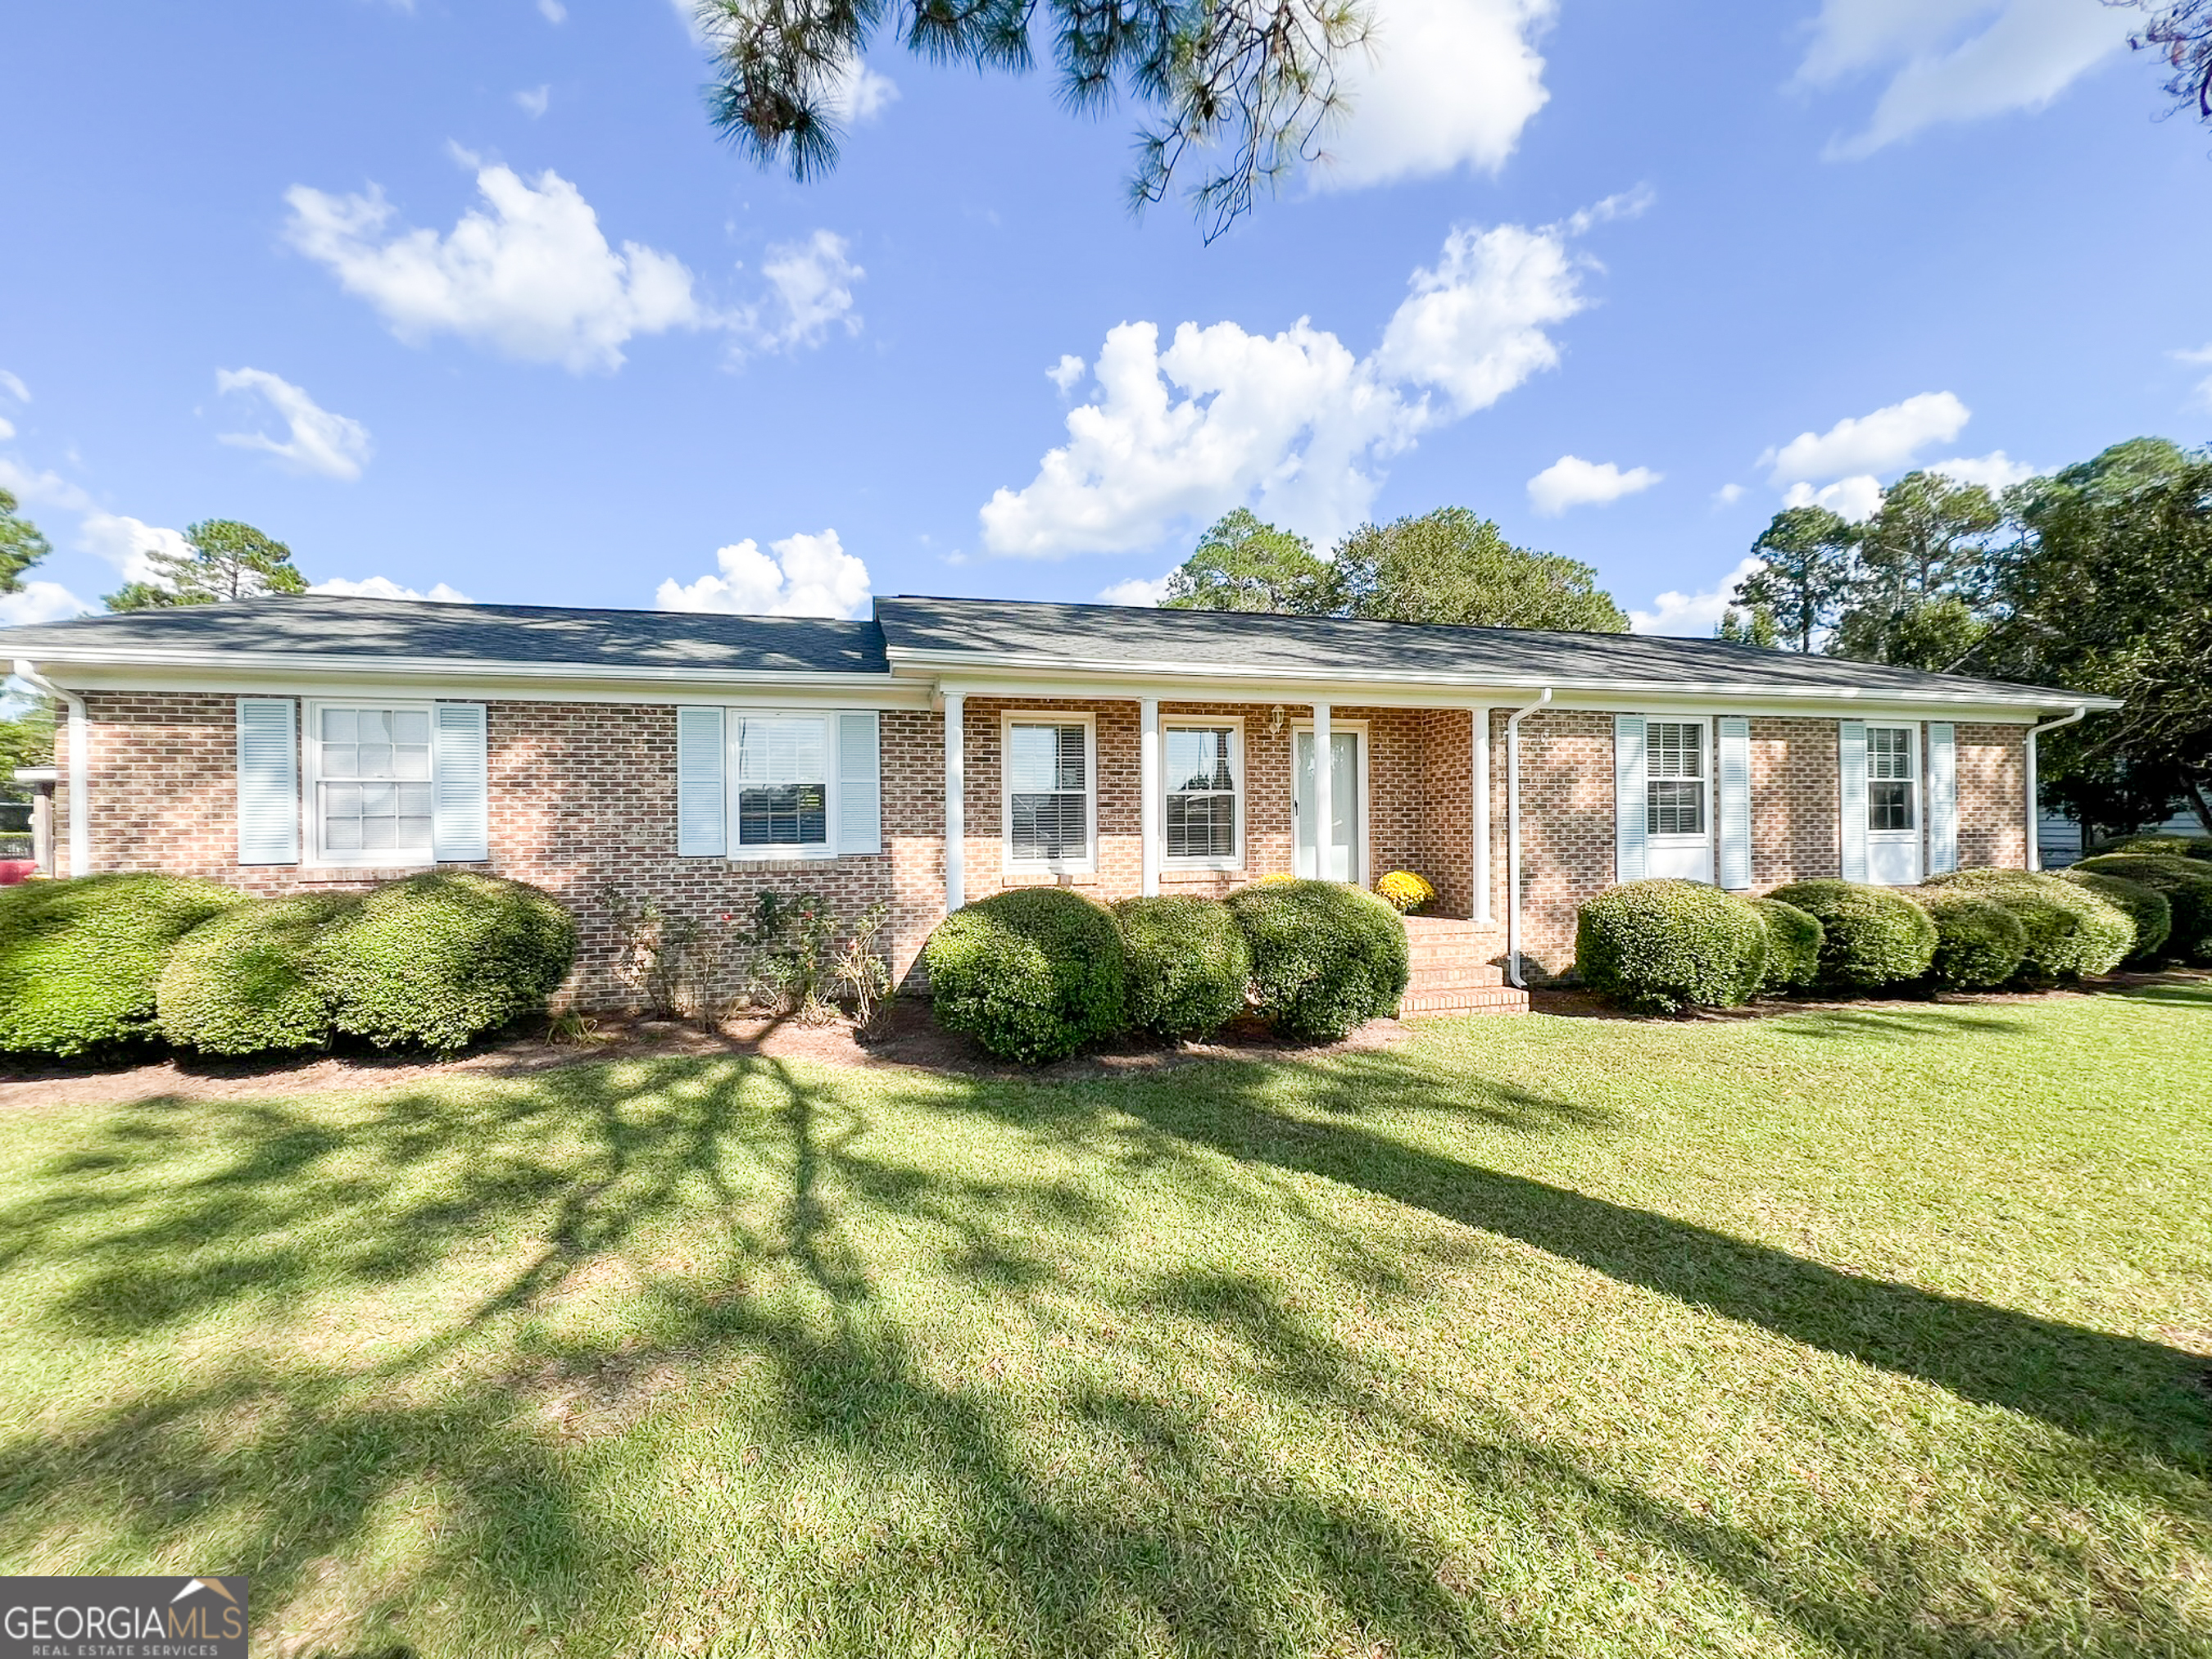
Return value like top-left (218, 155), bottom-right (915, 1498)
top-left (0, 1051), bottom-right (2204, 1656)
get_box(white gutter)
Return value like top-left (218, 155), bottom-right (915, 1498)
top-left (1503, 687), bottom-right (1552, 990)
top-left (13, 662), bottom-right (87, 877)
top-left (2024, 705), bottom-right (2088, 870)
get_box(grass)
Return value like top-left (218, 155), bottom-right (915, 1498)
top-left (0, 982), bottom-right (2208, 1657)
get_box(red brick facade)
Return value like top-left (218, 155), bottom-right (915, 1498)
top-left (54, 690), bottom-right (2031, 1000)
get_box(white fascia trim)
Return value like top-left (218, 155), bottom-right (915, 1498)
top-left (898, 651), bottom-right (2119, 715)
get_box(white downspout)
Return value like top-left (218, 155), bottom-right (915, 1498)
top-left (13, 662), bottom-right (87, 877)
top-left (1504, 687), bottom-right (1552, 989)
top-left (2024, 705), bottom-right (2087, 870)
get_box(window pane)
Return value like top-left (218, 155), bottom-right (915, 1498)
top-left (321, 708), bottom-right (357, 743)
top-left (326, 816), bottom-right (361, 851)
top-left (1167, 792), bottom-right (1235, 860)
top-left (1650, 722), bottom-right (1703, 780)
top-left (1870, 780), bottom-right (1915, 831)
top-left (1648, 779), bottom-right (1705, 836)
top-left (357, 744), bottom-right (394, 779)
top-left (321, 743), bottom-right (357, 778)
top-left (356, 709), bottom-right (391, 744)
top-left (1009, 723), bottom-right (1085, 794)
top-left (1166, 727), bottom-right (1232, 792)
top-left (397, 782), bottom-right (434, 816)
top-left (737, 783), bottom-right (828, 845)
top-left (1870, 727), bottom-right (1913, 780)
top-left (1011, 792), bottom-right (1086, 860)
top-left (391, 709), bottom-right (430, 745)
top-left (395, 745), bottom-right (432, 780)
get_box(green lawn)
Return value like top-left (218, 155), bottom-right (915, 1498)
top-left (2, 983), bottom-right (2208, 1658)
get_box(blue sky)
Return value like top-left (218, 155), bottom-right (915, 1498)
top-left (4, 0), bottom-right (2210, 636)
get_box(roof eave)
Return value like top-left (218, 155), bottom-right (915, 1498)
top-left (12, 645), bottom-right (895, 688)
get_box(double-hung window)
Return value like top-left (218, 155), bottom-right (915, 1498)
top-left (1164, 722), bottom-right (1240, 864)
top-left (1868, 725), bottom-right (1916, 832)
top-left (1646, 720), bottom-right (1707, 837)
top-left (314, 705), bottom-right (434, 863)
top-left (733, 714), bottom-right (830, 851)
top-left (1005, 714), bottom-right (1093, 869)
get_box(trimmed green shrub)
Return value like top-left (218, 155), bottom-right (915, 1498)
top-left (2087, 834), bottom-right (2212, 861)
top-left (2055, 869), bottom-right (2173, 965)
top-left (319, 872), bottom-right (578, 1053)
top-left (1226, 879), bottom-right (1410, 1041)
top-left (1910, 888), bottom-right (2028, 990)
top-left (1575, 881), bottom-right (1770, 1013)
top-left (1765, 880), bottom-right (1936, 991)
top-left (1922, 868), bottom-right (2133, 979)
top-left (2069, 854), bottom-right (2212, 963)
top-left (1750, 897), bottom-right (1824, 994)
top-left (0, 873), bottom-right (246, 1056)
top-left (923, 887), bottom-right (1126, 1063)
top-left (1112, 895), bottom-right (1251, 1039)
top-left (156, 892), bottom-right (365, 1055)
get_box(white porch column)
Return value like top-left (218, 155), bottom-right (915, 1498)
top-left (1140, 696), bottom-right (1161, 896)
top-left (1311, 700), bottom-right (1333, 882)
top-left (942, 691), bottom-right (966, 913)
top-left (1470, 705), bottom-right (1492, 922)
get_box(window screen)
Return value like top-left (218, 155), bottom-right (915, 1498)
top-left (1009, 722), bottom-right (1088, 862)
top-left (1166, 726), bottom-right (1237, 860)
top-left (318, 706), bottom-right (433, 856)
top-left (735, 716), bottom-right (829, 847)
top-left (1869, 726), bottom-right (1916, 832)
top-left (1646, 720), bottom-right (1707, 837)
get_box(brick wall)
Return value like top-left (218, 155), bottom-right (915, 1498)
top-left (1956, 722), bottom-right (2027, 868)
top-left (1748, 716), bottom-right (1840, 887)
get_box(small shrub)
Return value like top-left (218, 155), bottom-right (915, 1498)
top-left (1921, 868), bottom-right (2133, 979)
top-left (2055, 869), bottom-right (2173, 964)
top-left (2087, 834), bottom-right (2212, 861)
top-left (1575, 881), bottom-right (1770, 1013)
top-left (1373, 870), bottom-right (1436, 914)
top-left (1226, 879), bottom-right (1410, 1040)
top-left (2069, 854), bottom-right (2212, 963)
top-left (923, 888), bottom-right (1126, 1063)
top-left (1765, 880), bottom-right (1936, 991)
top-left (1750, 897), bottom-right (1824, 994)
top-left (1910, 888), bottom-right (2028, 990)
top-left (0, 873), bottom-right (245, 1055)
top-left (745, 890), bottom-right (839, 1020)
top-left (832, 902), bottom-right (895, 1031)
top-left (320, 872), bottom-right (578, 1053)
top-left (1113, 895), bottom-right (1252, 1039)
top-left (157, 892), bottom-right (365, 1054)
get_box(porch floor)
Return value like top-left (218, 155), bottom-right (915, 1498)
top-left (1398, 915), bottom-right (1527, 1018)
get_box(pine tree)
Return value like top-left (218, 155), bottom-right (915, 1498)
top-left (0, 489), bottom-right (51, 595)
top-left (104, 519), bottom-right (307, 611)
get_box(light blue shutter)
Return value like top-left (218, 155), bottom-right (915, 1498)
top-left (1839, 720), bottom-right (1869, 882)
top-left (431, 702), bottom-right (489, 863)
top-left (1614, 714), bottom-right (1648, 884)
top-left (836, 711), bottom-right (881, 855)
top-left (1927, 722), bottom-right (1957, 875)
top-left (1717, 716), bottom-right (1751, 890)
top-left (677, 708), bottom-right (726, 856)
top-left (236, 698), bottom-right (298, 864)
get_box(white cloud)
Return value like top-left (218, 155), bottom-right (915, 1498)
top-left (831, 61), bottom-right (900, 124)
top-left (1526, 455), bottom-right (1661, 515)
top-left (1713, 483), bottom-right (1746, 506)
top-left (0, 419), bottom-right (12, 443)
top-left (515, 84), bottom-right (551, 118)
top-left (1317, 0), bottom-right (1554, 189)
top-left (1764, 391), bottom-right (1969, 484)
top-left (1799, 0), bottom-right (2129, 158)
top-left (1630, 555), bottom-right (1766, 637)
top-left (310, 575), bottom-right (471, 602)
top-left (284, 160), bottom-right (706, 373)
top-left (1048, 354), bottom-right (1086, 396)
top-left (0, 581), bottom-right (93, 627)
top-left (0, 458), bottom-right (90, 515)
top-left (1097, 573), bottom-right (1173, 607)
top-left (982, 209), bottom-right (1608, 557)
top-left (1929, 449), bottom-right (2036, 491)
top-left (537, 0), bottom-right (565, 20)
top-left (0, 371), bottom-right (27, 404)
top-left (2176, 342), bottom-right (2212, 409)
top-left (655, 528), bottom-right (872, 618)
top-left (215, 367), bottom-right (374, 481)
top-left (1781, 474), bottom-right (1885, 522)
top-left (735, 229), bottom-right (863, 356)
top-left (77, 511), bottom-right (189, 584)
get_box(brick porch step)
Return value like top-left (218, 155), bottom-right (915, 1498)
top-left (1397, 985), bottom-right (1530, 1017)
top-left (1396, 916), bottom-right (1521, 1015)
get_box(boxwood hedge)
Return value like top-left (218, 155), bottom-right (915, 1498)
top-left (924, 887), bottom-right (1126, 1063)
top-left (1112, 895), bottom-right (1251, 1040)
top-left (1575, 881), bottom-right (1770, 1013)
top-left (156, 891), bottom-right (365, 1055)
top-left (1921, 868), bottom-right (2133, 979)
top-left (1225, 879), bottom-right (1409, 1041)
top-left (1911, 887), bottom-right (2028, 990)
top-left (1749, 896), bottom-right (1824, 994)
top-left (2069, 854), bottom-right (2212, 963)
top-left (319, 872), bottom-right (578, 1053)
top-left (0, 874), bottom-right (245, 1056)
top-left (2055, 868), bottom-right (2173, 964)
top-left (1765, 880), bottom-right (1936, 991)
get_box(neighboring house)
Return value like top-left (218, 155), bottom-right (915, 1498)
top-left (2036, 802), bottom-right (2209, 868)
top-left (4, 594), bottom-right (2117, 1011)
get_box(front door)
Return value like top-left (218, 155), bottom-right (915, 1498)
top-left (1293, 728), bottom-right (1363, 881)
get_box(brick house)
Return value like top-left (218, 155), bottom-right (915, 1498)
top-left (5, 594), bottom-right (2114, 1015)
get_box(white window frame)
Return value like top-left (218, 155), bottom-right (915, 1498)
top-left (1866, 723), bottom-right (1920, 841)
top-left (1161, 715), bottom-right (1244, 872)
top-left (728, 709), bottom-right (838, 862)
top-left (302, 696), bottom-right (439, 869)
top-left (1001, 709), bottom-right (1098, 874)
top-left (1644, 715), bottom-right (1713, 848)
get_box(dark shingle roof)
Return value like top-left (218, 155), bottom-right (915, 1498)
top-left (3, 595), bottom-right (887, 676)
top-left (873, 596), bottom-right (2101, 707)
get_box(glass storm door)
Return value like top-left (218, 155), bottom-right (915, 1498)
top-left (1293, 729), bottom-right (1362, 881)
